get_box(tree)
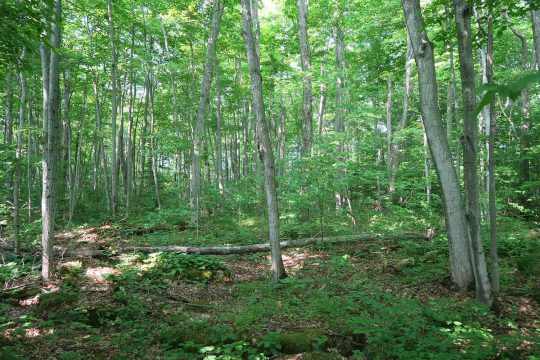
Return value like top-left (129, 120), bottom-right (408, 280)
top-left (297, 0), bottom-right (313, 157)
top-left (41, 0), bottom-right (62, 282)
top-left (453, 0), bottom-right (492, 305)
top-left (190, 0), bottom-right (224, 225)
top-left (402, 0), bottom-right (474, 291)
top-left (241, 0), bottom-right (286, 281)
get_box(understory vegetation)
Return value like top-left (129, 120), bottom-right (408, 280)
top-left (1, 208), bottom-right (539, 359)
top-left (1, 0), bottom-right (540, 358)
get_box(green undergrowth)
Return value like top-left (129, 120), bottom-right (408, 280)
top-left (1, 210), bottom-right (539, 359)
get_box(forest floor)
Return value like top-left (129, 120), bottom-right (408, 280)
top-left (1, 213), bottom-right (539, 359)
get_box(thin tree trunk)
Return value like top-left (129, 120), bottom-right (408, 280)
top-left (215, 60), bottom-right (224, 194)
top-left (107, 0), bottom-right (119, 215)
top-left (190, 0), bottom-right (224, 224)
top-left (402, 0), bottom-right (474, 290)
top-left (13, 66), bottom-right (26, 253)
top-left (147, 70), bottom-right (161, 209)
top-left (386, 75), bottom-right (393, 180)
top-left (159, 13), bottom-right (182, 205)
top-left (70, 85), bottom-right (87, 220)
top-left (241, 0), bottom-right (286, 281)
top-left (4, 71), bottom-right (14, 196)
top-left (298, 0), bottom-right (313, 157)
top-left (388, 34), bottom-right (412, 202)
top-left (486, 0), bottom-right (499, 296)
top-left (531, 5), bottom-right (540, 70)
top-left (454, 0), bottom-right (491, 305)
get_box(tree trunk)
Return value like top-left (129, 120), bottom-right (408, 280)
top-left (485, 0), bottom-right (499, 296)
top-left (148, 70), bottom-right (161, 209)
top-left (386, 75), bottom-right (393, 181)
top-left (402, 0), bottom-right (473, 290)
top-left (531, 5), bottom-right (540, 70)
top-left (215, 60), bottom-right (224, 194)
top-left (42, 0), bottom-right (62, 282)
top-left (52, 232), bottom-right (430, 258)
top-left (13, 67), bottom-right (26, 253)
top-left (388, 34), bottom-right (412, 202)
top-left (297, 0), bottom-right (313, 157)
top-left (107, 0), bottom-right (119, 215)
top-left (241, 0), bottom-right (286, 281)
top-left (190, 0), bottom-right (224, 224)
top-left (4, 71), bottom-right (14, 197)
top-left (453, 0), bottom-right (491, 305)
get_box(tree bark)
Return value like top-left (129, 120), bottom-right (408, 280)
top-left (402, 0), bottom-right (473, 290)
top-left (215, 60), bottom-right (224, 194)
top-left (107, 0), bottom-right (119, 215)
top-left (241, 0), bottom-right (286, 281)
top-left (453, 0), bottom-right (491, 305)
top-left (13, 66), bottom-right (26, 253)
top-left (42, 0), bottom-right (62, 282)
top-left (486, 0), bottom-right (499, 296)
top-left (190, 0), bottom-right (224, 224)
top-left (297, 0), bottom-right (313, 157)
top-left (388, 34), bottom-right (412, 202)
top-left (51, 232), bottom-right (430, 258)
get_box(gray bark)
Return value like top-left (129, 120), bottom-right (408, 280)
top-left (388, 34), bottom-right (412, 202)
top-left (241, 0), bottom-right (286, 281)
top-left (215, 61), bottom-right (224, 194)
top-left (107, 0), bottom-right (118, 215)
top-left (402, 0), bottom-right (474, 290)
top-left (454, 0), bottom-right (492, 305)
top-left (52, 232), bottom-right (429, 258)
top-left (13, 67), bottom-right (26, 253)
top-left (42, 0), bottom-right (62, 281)
top-left (190, 0), bottom-right (224, 224)
top-left (486, 0), bottom-right (499, 295)
top-left (298, 0), bottom-right (313, 157)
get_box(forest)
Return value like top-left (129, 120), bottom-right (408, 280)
top-left (0, 0), bottom-right (539, 358)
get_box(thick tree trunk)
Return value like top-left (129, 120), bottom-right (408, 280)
top-left (402, 0), bottom-right (474, 290)
top-left (241, 0), bottom-right (286, 281)
top-left (190, 0), bottom-right (224, 224)
top-left (453, 0), bottom-right (491, 305)
top-left (297, 0), bottom-right (313, 157)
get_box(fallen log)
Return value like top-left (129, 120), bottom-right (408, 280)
top-left (56, 232), bottom-right (430, 258)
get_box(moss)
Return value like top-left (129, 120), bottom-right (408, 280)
top-left (298, 352), bottom-right (343, 360)
top-left (279, 329), bottom-right (326, 354)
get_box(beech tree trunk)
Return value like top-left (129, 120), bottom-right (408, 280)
top-left (485, 0), bottom-right (499, 296)
top-left (42, 0), bottom-right (62, 282)
top-left (453, 0), bottom-right (491, 305)
top-left (215, 61), bottom-right (224, 194)
top-left (402, 0), bottom-right (473, 290)
top-left (388, 34), bottom-right (412, 202)
top-left (4, 71), bottom-right (14, 196)
top-left (298, 0), bottom-right (313, 157)
top-left (241, 0), bottom-right (286, 281)
top-left (13, 67), bottom-right (26, 253)
top-left (190, 0), bottom-right (224, 224)
top-left (107, 0), bottom-right (118, 215)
